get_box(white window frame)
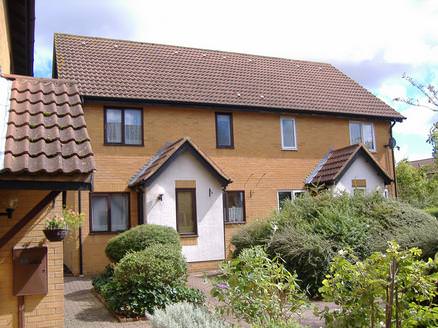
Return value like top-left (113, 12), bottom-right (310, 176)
top-left (353, 186), bottom-right (366, 196)
top-left (277, 189), bottom-right (305, 210)
top-left (349, 121), bottom-right (376, 152)
top-left (280, 117), bottom-right (297, 150)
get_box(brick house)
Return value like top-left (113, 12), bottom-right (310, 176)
top-left (53, 33), bottom-right (404, 275)
top-left (0, 2), bottom-right (95, 327)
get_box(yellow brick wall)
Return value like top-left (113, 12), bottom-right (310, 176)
top-left (0, 0), bottom-right (11, 74)
top-left (0, 190), bottom-right (64, 328)
top-left (66, 103), bottom-right (395, 275)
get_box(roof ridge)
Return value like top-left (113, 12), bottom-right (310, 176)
top-left (54, 33), bottom-right (333, 66)
top-left (3, 74), bottom-right (78, 85)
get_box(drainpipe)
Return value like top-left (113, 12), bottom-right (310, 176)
top-left (390, 121), bottom-right (398, 198)
top-left (78, 191), bottom-right (83, 276)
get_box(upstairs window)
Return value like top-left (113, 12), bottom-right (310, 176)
top-left (224, 191), bottom-right (245, 224)
top-left (280, 117), bottom-right (297, 150)
top-left (215, 113), bottom-right (234, 148)
top-left (105, 108), bottom-right (143, 145)
top-left (349, 122), bottom-right (376, 151)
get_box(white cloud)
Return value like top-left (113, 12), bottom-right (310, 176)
top-left (394, 144), bottom-right (430, 163)
top-left (393, 106), bottom-right (436, 139)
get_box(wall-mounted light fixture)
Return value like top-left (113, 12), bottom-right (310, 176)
top-left (209, 188), bottom-right (213, 197)
top-left (0, 198), bottom-right (18, 219)
top-left (157, 194), bottom-right (164, 201)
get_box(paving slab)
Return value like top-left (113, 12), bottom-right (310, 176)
top-left (64, 276), bottom-right (148, 328)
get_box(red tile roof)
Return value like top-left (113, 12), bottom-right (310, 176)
top-left (129, 137), bottom-right (231, 188)
top-left (1, 75), bottom-right (95, 176)
top-left (306, 144), bottom-right (392, 185)
top-left (54, 34), bottom-right (404, 121)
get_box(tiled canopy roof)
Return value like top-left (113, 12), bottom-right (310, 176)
top-left (306, 144), bottom-right (392, 185)
top-left (54, 33), bottom-right (404, 121)
top-left (1, 75), bottom-right (95, 176)
top-left (129, 137), bottom-right (231, 188)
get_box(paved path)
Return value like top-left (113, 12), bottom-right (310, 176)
top-left (65, 274), bottom-right (333, 327)
top-left (188, 272), bottom-right (333, 328)
top-left (64, 277), bottom-right (148, 328)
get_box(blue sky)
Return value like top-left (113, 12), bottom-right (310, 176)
top-left (34, 0), bottom-right (438, 161)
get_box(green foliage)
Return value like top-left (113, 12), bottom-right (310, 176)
top-left (100, 279), bottom-right (205, 317)
top-left (105, 224), bottom-right (181, 262)
top-left (94, 242), bottom-right (204, 318)
top-left (425, 207), bottom-right (438, 218)
top-left (396, 160), bottom-right (438, 208)
top-left (212, 246), bottom-right (308, 326)
top-left (92, 264), bottom-right (114, 294)
top-left (231, 192), bottom-right (438, 297)
top-left (150, 302), bottom-right (230, 328)
top-left (319, 241), bottom-right (438, 328)
top-left (62, 208), bottom-right (85, 229)
top-left (114, 244), bottom-right (187, 287)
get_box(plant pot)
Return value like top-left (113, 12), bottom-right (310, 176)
top-left (43, 228), bottom-right (69, 242)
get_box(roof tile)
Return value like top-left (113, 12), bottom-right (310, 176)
top-left (55, 34), bottom-right (404, 121)
top-left (1, 75), bottom-right (95, 176)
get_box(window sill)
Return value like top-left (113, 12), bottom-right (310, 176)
top-left (281, 148), bottom-right (297, 151)
top-left (89, 231), bottom-right (127, 235)
top-left (216, 146), bottom-right (234, 149)
top-left (225, 221), bottom-right (246, 225)
top-left (103, 143), bottom-right (144, 147)
top-left (180, 234), bottom-right (198, 238)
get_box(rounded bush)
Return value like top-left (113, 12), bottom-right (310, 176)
top-left (105, 224), bottom-right (181, 262)
top-left (114, 243), bottom-right (187, 287)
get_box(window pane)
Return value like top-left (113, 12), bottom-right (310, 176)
top-left (91, 196), bottom-right (108, 231)
top-left (226, 191), bottom-right (244, 223)
top-left (125, 110), bottom-right (142, 145)
top-left (216, 114), bottom-right (232, 147)
top-left (281, 119), bottom-right (295, 148)
top-left (278, 191), bottom-right (292, 210)
top-left (110, 194), bottom-right (129, 232)
top-left (362, 124), bottom-right (375, 150)
top-left (176, 190), bottom-right (196, 234)
top-left (106, 109), bottom-right (122, 143)
top-left (350, 123), bottom-right (362, 145)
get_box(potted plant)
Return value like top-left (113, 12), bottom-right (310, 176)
top-left (43, 208), bottom-right (84, 242)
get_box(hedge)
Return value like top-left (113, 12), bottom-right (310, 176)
top-left (105, 224), bottom-right (181, 262)
top-left (231, 192), bottom-right (438, 296)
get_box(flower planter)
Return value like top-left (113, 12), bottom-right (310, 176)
top-left (43, 229), bottom-right (69, 242)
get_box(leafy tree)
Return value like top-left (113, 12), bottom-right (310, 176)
top-left (396, 160), bottom-right (438, 208)
top-left (394, 74), bottom-right (438, 158)
top-left (319, 241), bottom-right (438, 328)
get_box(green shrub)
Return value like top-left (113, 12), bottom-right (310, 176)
top-left (230, 219), bottom-right (273, 255)
top-left (212, 246), bottom-right (308, 326)
top-left (426, 207), bottom-right (438, 218)
top-left (114, 244), bottom-right (187, 287)
top-left (101, 280), bottom-right (205, 317)
top-left (319, 241), bottom-right (438, 328)
top-left (150, 302), bottom-right (229, 328)
top-left (105, 224), bottom-right (181, 262)
top-left (92, 264), bottom-right (114, 294)
top-left (231, 192), bottom-right (438, 297)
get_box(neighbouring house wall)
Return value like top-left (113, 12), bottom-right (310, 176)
top-left (145, 151), bottom-right (225, 262)
top-left (0, 0), bottom-right (11, 74)
top-left (333, 155), bottom-right (386, 195)
top-left (0, 190), bottom-right (64, 328)
top-left (65, 102), bottom-right (395, 275)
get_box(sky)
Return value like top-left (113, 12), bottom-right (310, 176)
top-left (34, 0), bottom-right (438, 162)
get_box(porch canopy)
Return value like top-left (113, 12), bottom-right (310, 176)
top-left (129, 137), bottom-right (231, 189)
top-left (0, 74), bottom-right (95, 190)
top-left (305, 143), bottom-right (393, 187)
